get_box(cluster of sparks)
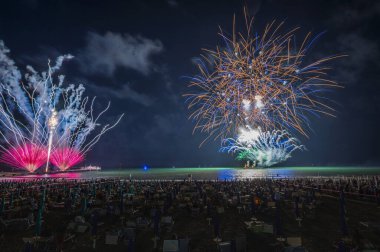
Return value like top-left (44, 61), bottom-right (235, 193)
top-left (50, 148), bottom-right (84, 171)
top-left (222, 128), bottom-right (305, 167)
top-left (0, 144), bottom-right (47, 172)
top-left (187, 11), bottom-right (342, 166)
top-left (0, 41), bottom-right (123, 172)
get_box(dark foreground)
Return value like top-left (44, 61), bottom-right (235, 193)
top-left (1, 177), bottom-right (380, 251)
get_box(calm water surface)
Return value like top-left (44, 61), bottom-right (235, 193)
top-left (2, 167), bottom-right (380, 181)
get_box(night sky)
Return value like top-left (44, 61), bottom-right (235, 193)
top-left (0, 0), bottom-right (379, 168)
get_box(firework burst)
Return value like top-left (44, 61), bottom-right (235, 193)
top-left (0, 143), bottom-right (47, 172)
top-left (221, 127), bottom-right (305, 167)
top-left (186, 10), bottom-right (342, 143)
top-left (0, 40), bottom-right (123, 172)
top-left (50, 147), bottom-right (84, 171)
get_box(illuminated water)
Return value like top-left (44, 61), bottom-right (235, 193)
top-left (1, 167), bottom-right (380, 181)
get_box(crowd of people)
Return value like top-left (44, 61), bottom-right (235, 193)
top-left (0, 175), bottom-right (379, 251)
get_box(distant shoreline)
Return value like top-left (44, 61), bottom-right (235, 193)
top-left (0, 171), bottom-right (25, 177)
top-left (1, 166), bottom-right (380, 181)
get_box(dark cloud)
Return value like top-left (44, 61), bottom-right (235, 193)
top-left (21, 0), bottom-right (39, 8)
top-left (335, 33), bottom-right (378, 85)
top-left (326, 2), bottom-right (380, 86)
top-left (144, 113), bottom-right (183, 145)
top-left (166, 0), bottom-right (178, 8)
top-left (79, 32), bottom-right (164, 77)
top-left (329, 2), bottom-right (380, 27)
top-left (98, 83), bottom-right (153, 107)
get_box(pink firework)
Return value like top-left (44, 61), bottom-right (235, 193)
top-left (0, 143), bottom-right (48, 172)
top-left (50, 147), bottom-right (84, 171)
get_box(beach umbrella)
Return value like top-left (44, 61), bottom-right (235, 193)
top-left (71, 190), bottom-right (76, 206)
top-left (9, 191), bottom-right (13, 208)
top-left (40, 188), bottom-right (46, 214)
top-left (35, 188), bottom-right (46, 237)
top-left (24, 241), bottom-right (33, 252)
top-left (91, 211), bottom-right (98, 236)
top-left (127, 238), bottom-right (135, 252)
top-left (274, 194), bottom-right (283, 237)
top-left (294, 197), bottom-right (300, 219)
top-left (0, 194), bottom-right (4, 216)
top-left (339, 190), bottom-right (348, 236)
top-left (35, 206), bottom-right (42, 236)
top-left (92, 183), bottom-right (96, 198)
top-left (81, 196), bottom-right (87, 215)
top-left (153, 209), bottom-right (160, 237)
top-left (129, 184), bottom-right (135, 194)
top-left (212, 213), bottom-right (221, 239)
top-left (106, 184), bottom-right (111, 196)
top-left (207, 203), bottom-right (212, 217)
top-left (338, 240), bottom-right (346, 252)
top-left (119, 189), bottom-right (124, 214)
top-left (274, 201), bottom-right (283, 236)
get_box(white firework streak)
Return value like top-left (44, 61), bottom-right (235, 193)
top-left (221, 129), bottom-right (305, 167)
top-left (0, 40), bottom-right (124, 169)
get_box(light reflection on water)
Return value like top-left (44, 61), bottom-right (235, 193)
top-left (1, 167), bottom-right (380, 181)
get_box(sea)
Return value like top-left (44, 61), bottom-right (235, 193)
top-left (1, 166), bottom-right (380, 181)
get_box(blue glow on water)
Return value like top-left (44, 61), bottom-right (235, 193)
top-left (217, 169), bottom-right (234, 180)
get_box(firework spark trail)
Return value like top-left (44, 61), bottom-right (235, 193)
top-left (0, 143), bottom-right (47, 172)
top-left (221, 128), bottom-right (305, 167)
top-left (45, 109), bottom-right (58, 172)
top-left (0, 50), bottom-right (73, 153)
top-left (50, 147), bottom-right (84, 171)
top-left (186, 11), bottom-right (343, 142)
top-left (0, 40), bottom-right (124, 172)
